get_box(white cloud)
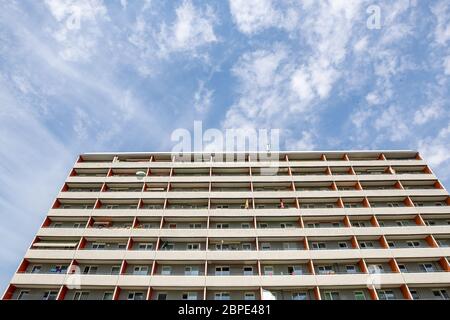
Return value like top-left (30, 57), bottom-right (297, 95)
top-left (430, 0), bottom-right (450, 45)
top-left (157, 0), bottom-right (218, 56)
top-left (418, 125), bottom-right (450, 168)
top-left (444, 55), bottom-right (450, 75)
top-left (228, 0), bottom-right (299, 35)
top-left (44, 0), bottom-right (108, 61)
top-left (291, 131), bottom-right (316, 150)
top-left (373, 105), bottom-right (410, 142)
top-left (194, 81), bottom-right (213, 113)
top-left (413, 101), bottom-right (443, 125)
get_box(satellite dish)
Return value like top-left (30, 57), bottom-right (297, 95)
top-left (136, 171), bottom-right (146, 180)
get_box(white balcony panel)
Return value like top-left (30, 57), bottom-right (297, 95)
top-left (159, 229), bottom-right (208, 237)
top-left (166, 192), bottom-right (210, 199)
top-left (74, 250), bottom-right (126, 260)
top-left (37, 228), bottom-right (84, 237)
top-left (315, 273), bottom-right (404, 286)
top-left (75, 275), bottom-right (120, 287)
top-left (24, 249), bottom-right (75, 260)
top-left (66, 177), bottom-right (106, 183)
top-left (206, 250), bottom-right (259, 261)
top-left (11, 273), bottom-right (66, 286)
top-left (257, 250), bottom-right (309, 261)
top-left (58, 192), bottom-right (101, 199)
top-left (402, 272), bottom-right (450, 284)
top-left (98, 192), bottom-right (143, 199)
top-left (155, 251), bottom-right (207, 261)
top-left (150, 275), bottom-right (205, 287)
top-left (83, 228), bottom-right (132, 238)
top-left (205, 276), bottom-right (260, 287)
top-left (117, 275), bottom-right (151, 287)
top-left (260, 275), bottom-right (317, 287)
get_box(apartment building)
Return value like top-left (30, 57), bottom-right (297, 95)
top-left (3, 150), bottom-right (450, 300)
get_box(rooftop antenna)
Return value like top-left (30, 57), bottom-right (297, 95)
top-left (266, 143), bottom-right (271, 154)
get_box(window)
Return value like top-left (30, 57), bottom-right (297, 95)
top-left (244, 292), bottom-right (256, 300)
top-left (425, 220), bottom-right (436, 226)
top-left (388, 242), bottom-right (395, 248)
top-left (161, 266), bottom-right (172, 275)
top-left (292, 292), bottom-right (307, 300)
top-left (421, 263), bottom-right (435, 272)
top-left (182, 292), bottom-right (197, 300)
top-left (353, 291), bottom-right (366, 300)
top-left (189, 223), bottom-right (202, 229)
top-left (53, 223), bottom-right (62, 228)
top-left (92, 243), bottom-right (105, 250)
top-left (410, 290), bottom-right (420, 300)
top-left (338, 242), bottom-right (348, 249)
top-left (378, 290), bottom-right (395, 300)
top-left (283, 242), bottom-right (297, 250)
top-left (17, 290), bottom-right (29, 300)
top-left (352, 222), bottom-right (366, 228)
top-left (332, 222), bottom-right (341, 227)
top-left (73, 223), bottom-right (84, 228)
top-left (133, 266), bottom-right (149, 275)
top-left (50, 265), bottom-right (67, 273)
top-left (185, 266), bottom-right (199, 276)
top-left (243, 266), bottom-right (253, 275)
top-left (31, 265), bottom-right (42, 273)
top-left (216, 223), bottom-right (229, 229)
top-left (259, 223), bottom-right (268, 229)
top-left (346, 265), bottom-right (356, 273)
top-left (407, 241), bottom-right (421, 248)
top-left (242, 243), bottom-right (252, 250)
top-left (157, 293), bottom-right (167, 300)
top-left (187, 243), bottom-right (200, 250)
top-left (241, 223), bottom-right (251, 229)
top-left (73, 291), bottom-right (89, 300)
top-left (264, 266), bottom-right (274, 275)
top-left (368, 265), bottom-right (383, 274)
top-left (387, 203), bottom-right (400, 207)
top-left (42, 291), bottom-right (58, 300)
top-left (344, 203), bottom-right (358, 208)
top-left (215, 266), bottom-right (230, 276)
top-left (318, 266), bottom-right (334, 275)
top-left (138, 243), bottom-right (153, 250)
top-left (261, 243), bottom-right (271, 250)
top-left (323, 291), bottom-right (340, 300)
top-left (111, 266), bottom-right (121, 275)
top-left (307, 223), bottom-right (320, 228)
top-left (128, 292), bottom-right (145, 300)
top-left (280, 223), bottom-right (294, 228)
top-left (359, 242), bottom-right (374, 249)
top-left (215, 292), bottom-right (230, 300)
top-left (432, 289), bottom-right (449, 300)
top-left (160, 243), bottom-right (174, 250)
top-left (102, 292), bottom-right (113, 300)
top-left (398, 264), bottom-right (408, 272)
top-left (311, 242), bottom-right (326, 250)
top-left (168, 223), bottom-right (177, 229)
top-left (288, 266), bottom-right (302, 275)
top-left (83, 266), bottom-right (98, 274)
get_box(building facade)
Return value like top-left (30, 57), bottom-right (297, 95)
top-left (3, 151), bottom-right (450, 300)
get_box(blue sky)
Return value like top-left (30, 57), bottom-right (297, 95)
top-left (0, 0), bottom-right (449, 292)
